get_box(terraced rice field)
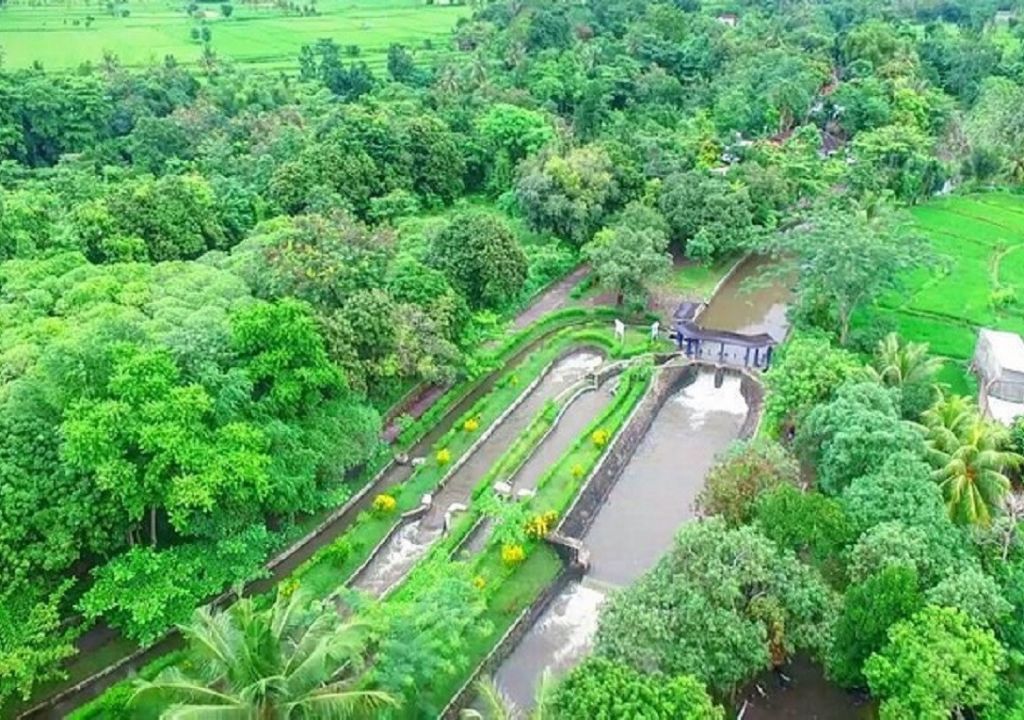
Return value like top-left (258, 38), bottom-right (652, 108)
top-left (0, 0), bottom-right (467, 71)
top-left (859, 192), bottom-right (1024, 391)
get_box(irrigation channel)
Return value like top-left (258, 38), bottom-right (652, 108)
top-left (492, 366), bottom-right (755, 710)
top-left (461, 256), bottom-right (868, 719)
top-left (349, 349), bottom-right (608, 598)
top-left (15, 312), bottom-right (613, 719)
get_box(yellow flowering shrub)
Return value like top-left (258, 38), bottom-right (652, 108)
top-left (571, 463), bottom-right (586, 480)
top-left (463, 417), bottom-right (480, 433)
top-left (436, 448), bottom-right (452, 466)
top-left (525, 510), bottom-right (559, 539)
top-left (501, 543), bottom-right (526, 567)
top-left (591, 429), bottom-right (611, 448)
top-left (372, 493), bottom-right (397, 515)
top-left (472, 575), bottom-right (487, 590)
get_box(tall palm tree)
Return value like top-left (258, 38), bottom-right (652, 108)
top-left (459, 673), bottom-right (554, 720)
top-left (867, 332), bottom-right (943, 388)
top-left (921, 394), bottom-right (1021, 527)
top-left (920, 392), bottom-right (975, 448)
top-left (133, 590), bottom-right (395, 719)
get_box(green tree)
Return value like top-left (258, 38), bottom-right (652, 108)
top-left (848, 124), bottom-right (944, 202)
top-left (848, 520), bottom-right (965, 586)
top-left (827, 566), bottom-right (923, 688)
top-left (866, 332), bottom-right (942, 388)
top-left (104, 173), bottom-right (229, 261)
top-left (697, 439), bottom-right (799, 526)
top-left (595, 520), bottom-right (836, 694)
top-left (772, 206), bottom-right (929, 344)
top-left (429, 211), bottom-right (527, 310)
top-left (0, 582), bottom-right (75, 704)
top-left (583, 217), bottom-right (671, 305)
top-left (658, 171), bottom-right (757, 262)
top-left (921, 395), bottom-right (1020, 527)
top-left (796, 382), bottom-right (926, 496)
top-left (551, 658), bottom-right (724, 720)
top-left (753, 484), bottom-right (853, 571)
top-left (839, 453), bottom-right (950, 538)
top-left (516, 145), bottom-right (620, 246)
top-left (865, 332), bottom-right (942, 419)
top-left (864, 606), bottom-right (1006, 720)
top-left (475, 104), bottom-right (554, 193)
top-left (761, 334), bottom-right (860, 435)
top-left (925, 567), bottom-right (1013, 630)
top-left (133, 590), bottom-right (395, 717)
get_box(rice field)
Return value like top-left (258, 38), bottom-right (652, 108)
top-left (857, 192), bottom-right (1024, 393)
top-left (0, 0), bottom-right (468, 71)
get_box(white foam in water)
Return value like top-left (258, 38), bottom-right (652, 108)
top-left (539, 582), bottom-right (607, 665)
top-left (550, 351), bottom-right (604, 383)
top-left (672, 371), bottom-right (748, 428)
top-left (356, 520), bottom-right (436, 596)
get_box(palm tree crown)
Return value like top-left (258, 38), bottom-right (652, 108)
top-left (921, 394), bottom-right (1020, 527)
top-left (133, 590), bottom-right (395, 719)
top-left (868, 332), bottom-right (943, 388)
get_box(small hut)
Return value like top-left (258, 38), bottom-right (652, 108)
top-left (974, 328), bottom-right (1024, 424)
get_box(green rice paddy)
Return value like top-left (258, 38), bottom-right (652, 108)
top-left (857, 191), bottom-right (1024, 392)
top-left (0, 0), bottom-right (468, 71)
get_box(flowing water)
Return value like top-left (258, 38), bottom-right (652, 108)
top-left (494, 370), bottom-right (750, 708)
top-left (350, 350), bottom-right (605, 598)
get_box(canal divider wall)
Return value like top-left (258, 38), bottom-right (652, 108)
top-left (345, 346), bottom-right (606, 599)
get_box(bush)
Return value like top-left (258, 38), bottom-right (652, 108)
top-left (463, 417), bottom-right (480, 432)
top-left (501, 543), bottom-right (526, 566)
top-left (436, 448), bottom-right (452, 466)
top-left (525, 510), bottom-right (558, 539)
top-left (372, 493), bottom-right (397, 515)
top-left (591, 428), bottom-right (611, 448)
top-left (552, 658), bottom-right (724, 720)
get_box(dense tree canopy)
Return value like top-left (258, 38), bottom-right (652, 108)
top-left (595, 520), bottom-right (836, 694)
top-left (4, 0), bottom-right (1024, 710)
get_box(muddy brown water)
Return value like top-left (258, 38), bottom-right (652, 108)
top-left (349, 350), bottom-right (606, 598)
top-left (494, 370), bottom-right (750, 709)
top-left (698, 255), bottom-right (791, 341)
top-left (738, 656), bottom-right (876, 720)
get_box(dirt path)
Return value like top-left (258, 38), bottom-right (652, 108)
top-left (513, 265), bottom-right (591, 329)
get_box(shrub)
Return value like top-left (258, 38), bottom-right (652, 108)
top-left (472, 575), bottom-right (487, 590)
top-left (372, 493), bottom-right (397, 515)
top-left (278, 577), bottom-right (300, 598)
top-left (525, 510), bottom-right (559, 539)
top-left (501, 543), bottom-right (526, 566)
top-left (591, 428), bottom-right (611, 448)
top-left (571, 463), bottom-right (586, 479)
top-left (436, 448), bottom-right (452, 466)
top-left (463, 417), bottom-right (480, 432)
